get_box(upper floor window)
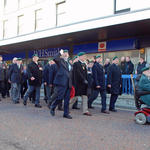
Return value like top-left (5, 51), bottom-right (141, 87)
top-left (3, 20), bottom-right (9, 38)
top-left (56, 1), bottom-right (66, 26)
top-left (18, 15), bottom-right (24, 35)
top-left (114, 0), bottom-right (131, 14)
top-left (35, 9), bottom-right (43, 31)
top-left (19, 0), bottom-right (35, 8)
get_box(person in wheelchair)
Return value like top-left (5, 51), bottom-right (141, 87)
top-left (138, 67), bottom-right (150, 106)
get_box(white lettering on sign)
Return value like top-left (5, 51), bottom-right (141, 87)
top-left (33, 49), bottom-right (60, 58)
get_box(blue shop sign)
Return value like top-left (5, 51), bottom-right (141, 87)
top-left (106, 38), bottom-right (139, 51)
top-left (73, 38), bottom-right (138, 54)
top-left (28, 47), bottom-right (69, 58)
top-left (73, 43), bottom-right (98, 54)
top-left (2, 52), bottom-right (26, 61)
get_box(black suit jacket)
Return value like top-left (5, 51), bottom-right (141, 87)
top-left (73, 61), bottom-right (88, 96)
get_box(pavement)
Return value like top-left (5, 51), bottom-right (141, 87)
top-left (0, 98), bottom-right (150, 150)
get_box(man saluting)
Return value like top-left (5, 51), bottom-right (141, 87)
top-left (50, 49), bottom-right (72, 119)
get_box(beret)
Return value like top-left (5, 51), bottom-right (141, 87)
top-left (32, 54), bottom-right (39, 58)
top-left (78, 52), bottom-right (86, 56)
top-left (95, 54), bottom-right (101, 59)
top-left (141, 67), bottom-right (150, 73)
top-left (63, 49), bottom-right (69, 53)
top-left (113, 56), bottom-right (118, 60)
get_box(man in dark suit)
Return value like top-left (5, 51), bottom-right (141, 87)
top-left (107, 56), bottom-right (122, 112)
top-left (47, 63), bottom-right (58, 108)
top-left (73, 52), bottom-right (91, 116)
top-left (43, 58), bottom-right (55, 103)
top-left (23, 54), bottom-right (43, 108)
top-left (8, 57), bottom-right (22, 104)
top-left (50, 49), bottom-right (72, 119)
top-left (71, 55), bottom-right (79, 109)
top-left (88, 55), bottom-right (109, 114)
top-left (125, 56), bottom-right (134, 74)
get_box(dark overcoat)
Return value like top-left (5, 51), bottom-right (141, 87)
top-left (27, 61), bottom-right (43, 86)
top-left (49, 64), bottom-right (58, 85)
top-left (43, 64), bottom-right (51, 84)
top-left (8, 63), bottom-right (22, 84)
top-left (53, 53), bottom-right (72, 89)
top-left (0, 62), bottom-right (6, 81)
top-left (107, 63), bottom-right (122, 95)
top-left (104, 63), bottom-right (110, 74)
top-left (73, 61), bottom-right (88, 96)
top-left (92, 62), bottom-right (105, 90)
top-left (137, 61), bottom-right (146, 74)
top-left (125, 61), bottom-right (134, 74)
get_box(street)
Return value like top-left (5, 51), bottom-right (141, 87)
top-left (0, 99), bottom-right (150, 150)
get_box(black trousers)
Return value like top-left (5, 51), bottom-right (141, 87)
top-left (48, 86), bottom-right (63, 109)
top-left (21, 81), bottom-right (28, 98)
top-left (109, 94), bottom-right (118, 110)
top-left (0, 81), bottom-right (5, 97)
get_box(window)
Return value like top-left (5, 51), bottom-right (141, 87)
top-left (4, 0), bottom-right (18, 12)
top-left (114, 0), bottom-right (131, 14)
top-left (56, 1), bottom-right (66, 26)
top-left (4, 0), bottom-right (7, 7)
top-left (4, 0), bottom-right (12, 8)
top-left (35, 9), bottom-right (43, 31)
top-left (18, 15), bottom-right (24, 35)
top-left (3, 20), bottom-right (9, 38)
top-left (19, 0), bottom-right (35, 8)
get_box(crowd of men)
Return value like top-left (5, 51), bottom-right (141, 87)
top-left (0, 51), bottom-right (148, 119)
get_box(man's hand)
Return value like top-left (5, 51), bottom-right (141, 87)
top-left (31, 77), bottom-right (35, 80)
top-left (39, 67), bottom-right (43, 71)
top-left (49, 84), bottom-right (53, 87)
top-left (96, 85), bottom-right (101, 88)
top-left (44, 82), bottom-right (47, 85)
top-left (108, 84), bottom-right (111, 88)
top-left (84, 80), bottom-right (88, 84)
top-left (60, 49), bottom-right (64, 55)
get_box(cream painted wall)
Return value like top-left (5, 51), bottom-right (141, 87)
top-left (0, 0), bottom-right (150, 40)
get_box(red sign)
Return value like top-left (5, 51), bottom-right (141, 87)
top-left (98, 42), bottom-right (106, 52)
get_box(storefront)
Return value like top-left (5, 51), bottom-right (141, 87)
top-left (73, 38), bottom-right (141, 69)
top-left (1, 37), bottom-right (148, 71)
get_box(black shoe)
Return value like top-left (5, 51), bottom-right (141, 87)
top-left (58, 107), bottom-right (63, 111)
top-left (2, 96), bottom-right (6, 99)
top-left (23, 101), bottom-right (26, 105)
top-left (101, 110), bottom-right (110, 114)
top-left (63, 115), bottom-right (72, 119)
top-left (35, 104), bottom-right (42, 108)
top-left (109, 109), bottom-right (117, 112)
top-left (72, 107), bottom-right (80, 110)
top-left (50, 109), bottom-right (55, 116)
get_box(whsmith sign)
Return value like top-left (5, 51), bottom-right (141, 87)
top-left (28, 47), bottom-right (69, 58)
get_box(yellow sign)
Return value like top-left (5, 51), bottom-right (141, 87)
top-left (140, 48), bottom-right (145, 54)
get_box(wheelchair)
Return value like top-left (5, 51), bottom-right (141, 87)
top-left (131, 74), bottom-right (150, 125)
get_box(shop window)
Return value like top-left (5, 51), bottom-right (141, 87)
top-left (18, 15), bottom-right (24, 35)
top-left (56, 1), bottom-right (66, 26)
top-left (35, 9), bottom-right (43, 31)
top-left (114, 0), bottom-right (131, 14)
top-left (3, 20), bottom-right (9, 38)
